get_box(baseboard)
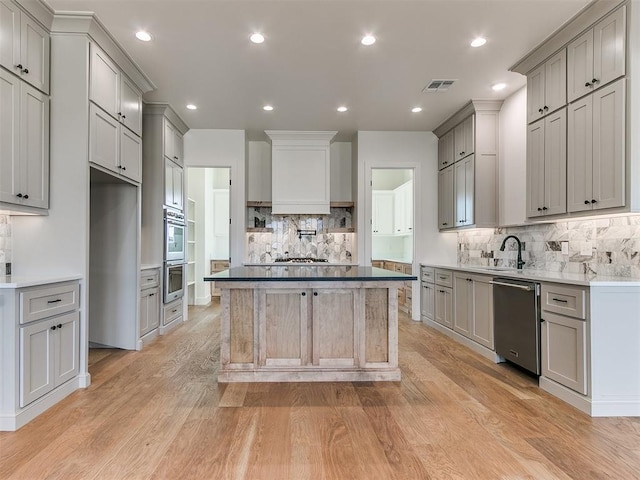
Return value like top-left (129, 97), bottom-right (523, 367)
top-left (159, 315), bottom-right (183, 335)
top-left (78, 372), bottom-right (91, 388)
top-left (422, 317), bottom-right (501, 363)
top-left (138, 328), bottom-right (160, 348)
top-left (195, 295), bottom-right (211, 306)
top-left (0, 377), bottom-right (80, 431)
top-left (539, 376), bottom-right (591, 415)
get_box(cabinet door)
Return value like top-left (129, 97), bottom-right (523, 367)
top-left (404, 181), bottom-right (413, 234)
top-left (54, 311), bottom-right (79, 386)
top-left (0, 0), bottom-right (20, 77)
top-left (454, 155), bottom-right (474, 226)
top-left (373, 191), bottom-right (394, 235)
top-left (139, 288), bottom-right (150, 336)
top-left (165, 159), bottom-right (174, 206)
top-left (120, 74), bottom-right (142, 136)
top-left (0, 68), bottom-right (20, 204)
top-left (453, 274), bottom-right (471, 337)
top-left (19, 13), bottom-right (49, 94)
top-left (312, 289), bottom-right (356, 366)
top-left (20, 82), bottom-right (49, 208)
top-left (462, 115), bottom-right (474, 159)
top-left (20, 319), bottom-right (54, 407)
top-left (471, 276), bottom-right (494, 349)
top-left (434, 287), bottom-right (452, 329)
top-left (140, 288), bottom-right (159, 336)
top-left (567, 29), bottom-right (594, 103)
top-left (263, 290), bottom-right (309, 366)
top-left (544, 50), bottom-right (566, 114)
top-left (420, 283), bottom-right (435, 320)
top-left (453, 120), bottom-right (472, 161)
top-left (120, 126), bottom-right (142, 183)
top-left (393, 184), bottom-right (406, 234)
top-left (438, 130), bottom-right (454, 169)
top-left (89, 103), bottom-right (119, 173)
top-left (592, 78), bottom-right (625, 210)
top-left (438, 165), bottom-right (454, 229)
top-left (543, 109), bottom-right (567, 216)
top-left (593, 6), bottom-right (625, 90)
top-left (163, 119), bottom-right (175, 161)
top-left (173, 131), bottom-right (183, 165)
top-left (541, 312), bottom-right (587, 394)
top-left (527, 64), bottom-right (545, 124)
top-left (526, 119), bottom-right (545, 217)
top-left (90, 45), bottom-right (119, 119)
top-left (172, 163), bottom-right (184, 210)
top-left (567, 95), bottom-right (593, 213)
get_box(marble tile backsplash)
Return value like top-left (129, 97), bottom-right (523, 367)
top-left (247, 207), bottom-right (353, 263)
top-left (458, 215), bottom-right (640, 277)
top-left (0, 214), bottom-right (11, 273)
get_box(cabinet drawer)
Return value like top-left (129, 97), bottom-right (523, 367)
top-left (211, 260), bottom-right (229, 272)
top-left (421, 266), bottom-right (435, 283)
top-left (20, 282), bottom-right (80, 324)
top-left (140, 269), bottom-right (160, 290)
top-left (163, 299), bottom-right (183, 325)
top-left (435, 269), bottom-right (453, 288)
top-left (393, 264), bottom-right (404, 273)
top-left (541, 283), bottom-right (587, 319)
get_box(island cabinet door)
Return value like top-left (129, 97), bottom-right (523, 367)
top-left (221, 289), bottom-right (256, 368)
top-left (260, 289), bottom-right (310, 367)
top-left (312, 289), bottom-right (358, 367)
top-left (363, 288), bottom-right (396, 367)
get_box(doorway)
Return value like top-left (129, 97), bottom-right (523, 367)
top-left (371, 168), bottom-right (414, 264)
top-left (186, 167), bottom-right (231, 306)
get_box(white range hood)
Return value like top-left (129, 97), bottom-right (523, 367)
top-left (265, 130), bottom-right (337, 215)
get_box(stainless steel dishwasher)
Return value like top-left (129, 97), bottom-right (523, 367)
top-left (491, 278), bottom-right (541, 375)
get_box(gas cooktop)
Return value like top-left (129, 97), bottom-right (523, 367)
top-left (274, 257), bottom-right (329, 264)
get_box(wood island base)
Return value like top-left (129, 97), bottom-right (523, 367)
top-left (214, 277), bottom-right (406, 383)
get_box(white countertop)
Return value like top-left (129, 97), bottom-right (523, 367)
top-left (419, 263), bottom-right (640, 287)
top-left (0, 274), bottom-right (84, 289)
top-left (141, 264), bottom-right (162, 270)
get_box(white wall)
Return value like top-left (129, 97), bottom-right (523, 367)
top-left (499, 86), bottom-right (527, 226)
top-left (330, 142), bottom-right (352, 201)
top-left (356, 131), bottom-right (458, 320)
top-left (247, 141), bottom-right (271, 202)
top-left (184, 130), bottom-right (245, 267)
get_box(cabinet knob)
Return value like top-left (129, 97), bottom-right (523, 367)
top-left (460, 151), bottom-right (465, 156)
top-left (585, 82), bottom-right (592, 87)
top-left (542, 206), bottom-right (548, 211)
top-left (301, 292), bottom-right (306, 296)
top-left (118, 112), bottom-right (122, 117)
top-left (57, 324), bottom-right (62, 329)
top-left (16, 193), bottom-right (22, 198)
top-left (591, 199), bottom-right (597, 204)
top-left (538, 108), bottom-right (544, 114)
top-left (584, 200), bottom-right (590, 205)
top-left (23, 194), bottom-right (28, 199)
top-left (51, 325), bottom-right (57, 331)
top-left (592, 78), bottom-right (599, 84)
top-left (543, 106), bottom-right (548, 111)
top-left (442, 222), bottom-right (448, 226)
top-left (537, 207), bottom-right (542, 212)
top-left (22, 67), bottom-right (29, 74)
top-left (313, 292), bottom-right (318, 296)
top-left (122, 115), bottom-right (126, 119)
top-left (122, 166), bottom-right (126, 171)
top-left (174, 156), bottom-right (179, 160)
top-left (16, 64), bottom-right (23, 70)
top-left (541, 318), bottom-right (545, 323)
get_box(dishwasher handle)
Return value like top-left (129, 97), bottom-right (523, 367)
top-left (489, 280), bottom-right (534, 292)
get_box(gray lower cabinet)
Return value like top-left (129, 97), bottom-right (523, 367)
top-left (420, 282), bottom-right (435, 321)
top-left (139, 268), bottom-right (160, 338)
top-left (434, 286), bottom-right (453, 329)
top-left (540, 283), bottom-right (588, 395)
top-left (453, 273), bottom-right (494, 350)
top-left (20, 311), bottom-right (79, 407)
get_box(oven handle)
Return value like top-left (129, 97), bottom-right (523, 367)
top-left (489, 280), bottom-right (533, 292)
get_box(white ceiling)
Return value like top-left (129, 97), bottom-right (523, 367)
top-left (45, 0), bottom-right (591, 140)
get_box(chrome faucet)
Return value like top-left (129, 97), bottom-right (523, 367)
top-left (500, 235), bottom-right (525, 269)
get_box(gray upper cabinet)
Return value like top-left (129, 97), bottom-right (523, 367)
top-left (435, 102), bottom-right (500, 230)
top-left (163, 118), bottom-right (184, 166)
top-left (527, 49), bottom-right (566, 124)
top-left (567, 6), bottom-right (625, 103)
top-left (527, 108), bottom-right (567, 218)
top-left (568, 79), bottom-right (625, 213)
top-left (0, 0), bottom-right (50, 94)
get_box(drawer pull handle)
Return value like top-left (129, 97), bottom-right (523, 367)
top-left (146, 278), bottom-right (154, 281)
top-left (552, 298), bottom-right (568, 303)
top-left (171, 309), bottom-right (178, 313)
top-left (149, 293), bottom-right (155, 296)
top-left (47, 299), bottom-right (62, 304)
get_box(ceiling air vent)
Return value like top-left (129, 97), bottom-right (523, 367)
top-left (423, 79), bottom-right (456, 92)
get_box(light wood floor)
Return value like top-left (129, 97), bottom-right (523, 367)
top-left (2, 302), bottom-right (640, 480)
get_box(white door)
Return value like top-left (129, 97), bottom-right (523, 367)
top-left (393, 185), bottom-right (406, 234)
top-left (592, 78), bottom-right (625, 210)
top-left (373, 191), bottom-right (394, 235)
top-left (20, 82), bottom-right (48, 208)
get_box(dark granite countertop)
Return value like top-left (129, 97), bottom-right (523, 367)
top-left (205, 266), bottom-right (417, 282)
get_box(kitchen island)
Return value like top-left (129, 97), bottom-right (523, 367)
top-left (205, 266), bottom-right (416, 382)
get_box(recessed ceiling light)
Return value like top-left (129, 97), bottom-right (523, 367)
top-left (186, 104), bottom-right (197, 110)
top-left (361, 34), bottom-right (376, 46)
top-left (135, 31), bottom-right (152, 42)
top-left (411, 107), bottom-right (423, 113)
top-left (470, 37), bottom-right (487, 48)
top-left (250, 33), bottom-right (265, 44)
top-left (337, 106), bottom-right (348, 113)
top-left (492, 83), bottom-right (507, 91)
top-left (263, 105), bottom-right (273, 111)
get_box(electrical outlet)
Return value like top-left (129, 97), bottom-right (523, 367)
top-left (5, 262), bottom-right (11, 275)
top-left (561, 241), bottom-right (569, 255)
